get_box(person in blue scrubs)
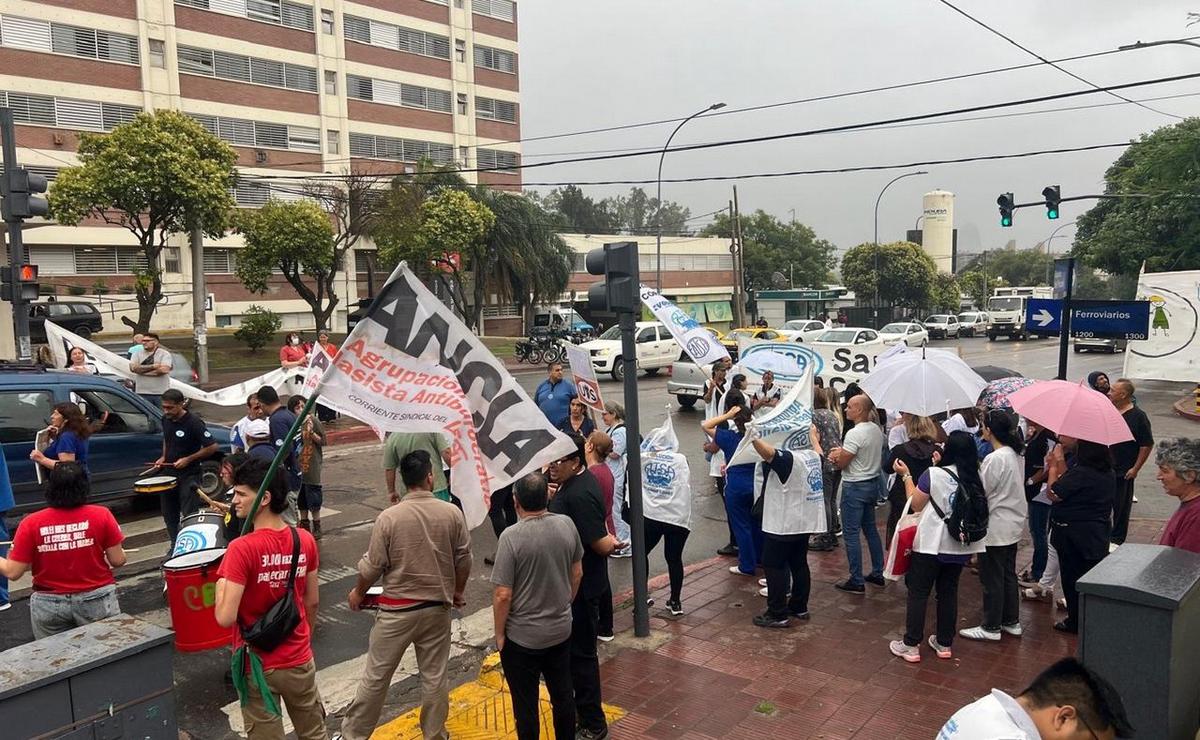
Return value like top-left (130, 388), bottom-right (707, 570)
top-left (703, 404), bottom-right (762, 576)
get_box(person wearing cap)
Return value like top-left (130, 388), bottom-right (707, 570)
top-left (244, 419), bottom-right (276, 462)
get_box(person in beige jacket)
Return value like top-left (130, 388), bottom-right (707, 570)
top-left (339, 449), bottom-right (473, 740)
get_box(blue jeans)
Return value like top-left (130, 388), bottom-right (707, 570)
top-left (0, 514), bottom-right (9, 604)
top-left (840, 480), bottom-right (885, 586)
top-left (726, 485), bottom-right (762, 574)
top-left (1028, 501), bottom-right (1051, 580)
top-left (29, 583), bottom-right (120, 639)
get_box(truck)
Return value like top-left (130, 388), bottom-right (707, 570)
top-left (986, 286), bottom-right (1054, 341)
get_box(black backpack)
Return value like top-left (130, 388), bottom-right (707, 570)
top-left (928, 469), bottom-right (989, 545)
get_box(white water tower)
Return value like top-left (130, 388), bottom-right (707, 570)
top-left (922, 190), bottom-right (955, 273)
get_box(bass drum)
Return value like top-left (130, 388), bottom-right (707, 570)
top-left (171, 510), bottom-right (229, 558)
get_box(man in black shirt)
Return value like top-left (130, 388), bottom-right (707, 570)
top-left (1109, 379), bottom-right (1154, 545)
top-left (154, 388), bottom-right (218, 549)
top-left (547, 434), bottom-right (616, 740)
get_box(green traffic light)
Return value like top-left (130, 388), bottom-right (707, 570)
top-left (1047, 209), bottom-right (1059, 220)
top-left (1001, 216), bottom-right (1012, 227)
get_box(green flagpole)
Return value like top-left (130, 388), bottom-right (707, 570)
top-left (239, 393), bottom-right (321, 535)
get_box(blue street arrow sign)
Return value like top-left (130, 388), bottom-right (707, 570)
top-left (1026, 298), bottom-right (1062, 333)
top-left (1070, 300), bottom-right (1151, 341)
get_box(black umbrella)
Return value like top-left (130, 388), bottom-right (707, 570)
top-left (971, 365), bottom-right (1023, 381)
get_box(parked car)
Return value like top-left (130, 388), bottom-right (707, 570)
top-left (666, 354), bottom-right (707, 409)
top-left (1074, 336), bottom-right (1128, 354)
top-left (878, 322), bottom-right (928, 347)
top-left (812, 327), bottom-right (879, 345)
top-left (0, 365), bottom-right (233, 518)
top-left (924, 314), bottom-right (961, 339)
top-left (28, 300), bottom-right (103, 342)
top-left (580, 321), bottom-right (678, 381)
top-left (957, 311), bottom-right (989, 337)
top-left (721, 327), bottom-right (785, 360)
top-left (778, 319), bottom-right (829, 343)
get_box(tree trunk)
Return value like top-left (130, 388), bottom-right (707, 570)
top-left (122, 240), bottom-right (164, 334)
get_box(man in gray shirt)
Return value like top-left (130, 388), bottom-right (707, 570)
top-left (492, 471), bottom-right (583, 740)
top-left (129, 332), bottom-right (172, 406)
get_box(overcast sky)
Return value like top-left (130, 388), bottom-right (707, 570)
top-left (515, 0), bottom-right (1200, 265)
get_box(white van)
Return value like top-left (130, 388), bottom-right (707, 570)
top-left (578, 321), bottom-right (678, 381)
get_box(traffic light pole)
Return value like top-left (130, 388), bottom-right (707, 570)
top-left (1056, 257), bottom-right (1075, 381)
top-left (618, 309), bottom-right (650, 637)
top-left (1, 109), bottom-right (32, 361)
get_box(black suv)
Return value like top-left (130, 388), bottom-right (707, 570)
top-left (28, 300), bottom-right (104, 341)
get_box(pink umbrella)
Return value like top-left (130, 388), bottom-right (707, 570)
top-left (1009, 380), bottom-right (1133, 446)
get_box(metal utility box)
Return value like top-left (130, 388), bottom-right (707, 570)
top-left (1077, 544), bottom-right (1200, 740)
top-left (0, 613), bottom-right (176, 739)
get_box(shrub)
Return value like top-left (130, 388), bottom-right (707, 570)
top-left (234, 305), bottom-right (282, 352)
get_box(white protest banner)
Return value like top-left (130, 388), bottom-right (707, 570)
top-left (45, 321), bottom-right (295, 406)
top-left (736, 338), bottom-right (888, 392)
top-left (640, 284), bottom-right (729, 373)
top-left (564, 342), bottom-right (604, 413)
top-left (313, 263), bottom-right (576, 528)
top-left (1123, 268), bottom-right (1200, 382)
top-left (728, 361), bottom-right (815, 465)
top-left (302, 346), bottom-right (333, 396)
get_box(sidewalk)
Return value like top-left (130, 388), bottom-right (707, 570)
top-left (597, 517), bottom-right (1168, 740)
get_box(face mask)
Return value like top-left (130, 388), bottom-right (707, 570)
top-left (291, 337), bottom-right (300, 346)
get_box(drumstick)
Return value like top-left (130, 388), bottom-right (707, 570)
top-left (138, 466), bottom-right (160, 476)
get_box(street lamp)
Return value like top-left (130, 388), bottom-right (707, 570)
top-left (1043, 220), bottom-right (1077, 284)
top-left (872, 170), bottom-right (927, 321)
top-left (1119, 38), bottom-right (1200, 52)
top-left (655, 102), bottom-right (726, 290)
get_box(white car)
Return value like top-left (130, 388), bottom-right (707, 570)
top-left (924, 314), bottom-right (960, 339)
top-left (878, 322), bottom-right (928, 347)
top-left (812, 327), bottom-right (879, 345)
top-left (957, 311), bottom-right (989, 338)
top-left (778, 319), bottom-right (830, 342)
top-left (579, 321), bottom-right (679, 381)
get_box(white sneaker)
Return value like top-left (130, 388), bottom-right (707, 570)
top-left (610, 548), bottom-right (632, 559)
top-left (758, 587), bottom-right (768, 597)
top-left (597, 633), bottom-right (615, 643)
top-left (757, 578), bottom-right (768, 587)
top-left (729, 565), bottom-right (754, 576)
top-left (959, 626), bottom-right (1001, 641)
top-left (0, 602), bottom-right (10, 612)
top-left (1001, 622), bottom-right (1023, 637)
top-left (927, 635), bottom-right (952, 659)
top-left (889, 640), bottom-right (921, 663)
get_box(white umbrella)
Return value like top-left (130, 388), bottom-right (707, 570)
top-left (860, 347), bottom-right (988, 417)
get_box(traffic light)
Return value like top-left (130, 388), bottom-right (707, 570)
top-left (0, 264), bottom-right (39, 302)
top-left (585, 241), bottom-right (640, 314)
top-left (1042, 185), bottom-right (1061, 220)
top-left (997, 192), bottom-right (1015, 228)
top-left (1, 166), bottom-right (49, 221)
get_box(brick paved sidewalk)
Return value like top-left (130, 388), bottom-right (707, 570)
top-left (598, 517), bottom-right (1167, 740)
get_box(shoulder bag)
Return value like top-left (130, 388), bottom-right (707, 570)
top-left (240, 527), bottom-right (303, 652)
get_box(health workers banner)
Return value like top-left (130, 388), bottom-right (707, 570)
top-left (44, 321), bottom-right (295, 406)
top-left (313, 262), bottom-right (576, 529)
top-left (728, 363), bottom-right (816, 466)
top-left (736, 336), bottom-right (889, 392)
top-left (640, 284), bottom-right (729, 373)
top-left (1123, 268), bottom-right (1200, 382)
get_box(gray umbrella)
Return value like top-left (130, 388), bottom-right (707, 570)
top-left (971, 365), bottom-right (1022, 381)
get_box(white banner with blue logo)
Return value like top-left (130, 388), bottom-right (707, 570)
top-left (727, 361), bottom-right (816, 466)
top-left (639, 284), bottom-right (730, 373)
top-left (735, 337), bottom-right (889, 393)
top-left (638, 414), bottom-right (692, 530)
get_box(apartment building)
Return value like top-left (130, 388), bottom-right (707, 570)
top-left (0, 0), bottom-right (521, 333)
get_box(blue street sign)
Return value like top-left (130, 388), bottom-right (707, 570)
top-left (1071, 300), bottom-right (1151, 341)
top-left (1027, 298), bottom-right (1062, 333)
top-left (1025, 298), bottom-right (1150, 340)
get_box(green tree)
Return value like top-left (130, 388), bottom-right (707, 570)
top-left (840, 241), bottom-right (935, 309)
top-left (929, 272), bottom-right (962, 312)
top-left (405, 189), bottom-right (496, 329)
top-left (701, 210), bottom-right (836, 291)
top-left (49, 110), bottom-right (237, 332)
top-left (542, 185), bottom-right (618, 233)
top-left (234, 199), bottom-right (337, 330)
top-left (607, 187), bottom-right (691, 234)
top-left (1073, 119), bottom-right (1200, 275)
top-left (234, 305), bottom-right (282, 352)
top-left (958, 248), bottom-right (1051, 288)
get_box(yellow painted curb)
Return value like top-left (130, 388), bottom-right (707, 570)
top-left (371, 653), bottom-right (626, 739)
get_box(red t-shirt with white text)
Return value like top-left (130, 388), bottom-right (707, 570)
top-left (10, 505), bottom-right (124, 593)
top-left (217, 526), bottom-right (319, 671)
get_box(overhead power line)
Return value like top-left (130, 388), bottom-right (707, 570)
top-left (936, 0), bottom-right (1184, 120)
top-left (242, 70), bottom-right (1200, 182)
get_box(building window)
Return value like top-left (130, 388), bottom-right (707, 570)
top-left (475, 96), bottom-right (516, 123)
top-left (202, 248), bottom-right (237, 274)
top-left (163, 247), bottom-right (181, 273)
top-left (320, 9), bottom-right (334, 34)
top-left (72, 247), bottom-right (148, 274)
top-left (149, 38), bottom-right (165, 67)
top-left (177, 45), bottom-right (318, 92)
top-left (474, 44), bottom-right (515, 73)
top-left (345, 75), bottom-right (451, 113)
top-left (454, 39), bottom-right (466, 62)
top-left (473, 0), bottom-right (515, 22)
top-left (175, 0), bottom-right (315, 32)
top-left (0, 15), bottom-right (140, 64)
top-left (327, 129), bottom-right (340, 155)
top-left (342, 14), bottom-right (450, 59)
top-left (324, 70), bottom-right (336, 94)
top-left (191, 112), bottom-right (321, 152)
top-left (0, 91), bottom-right (139, 132)
top-left (476, 147), bottom-right (518, 172)
top-left (456, 93), bottom-right (467, 115)
top-left (348, 132), bottom-right (454, 165)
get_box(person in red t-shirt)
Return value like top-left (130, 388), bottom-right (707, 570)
top-left (1155, 439), bottom-right (1200, 554)
top-left (0, 462), bottom-right (126, 638)
top-left (215, 457), bottom-right (323, 740)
